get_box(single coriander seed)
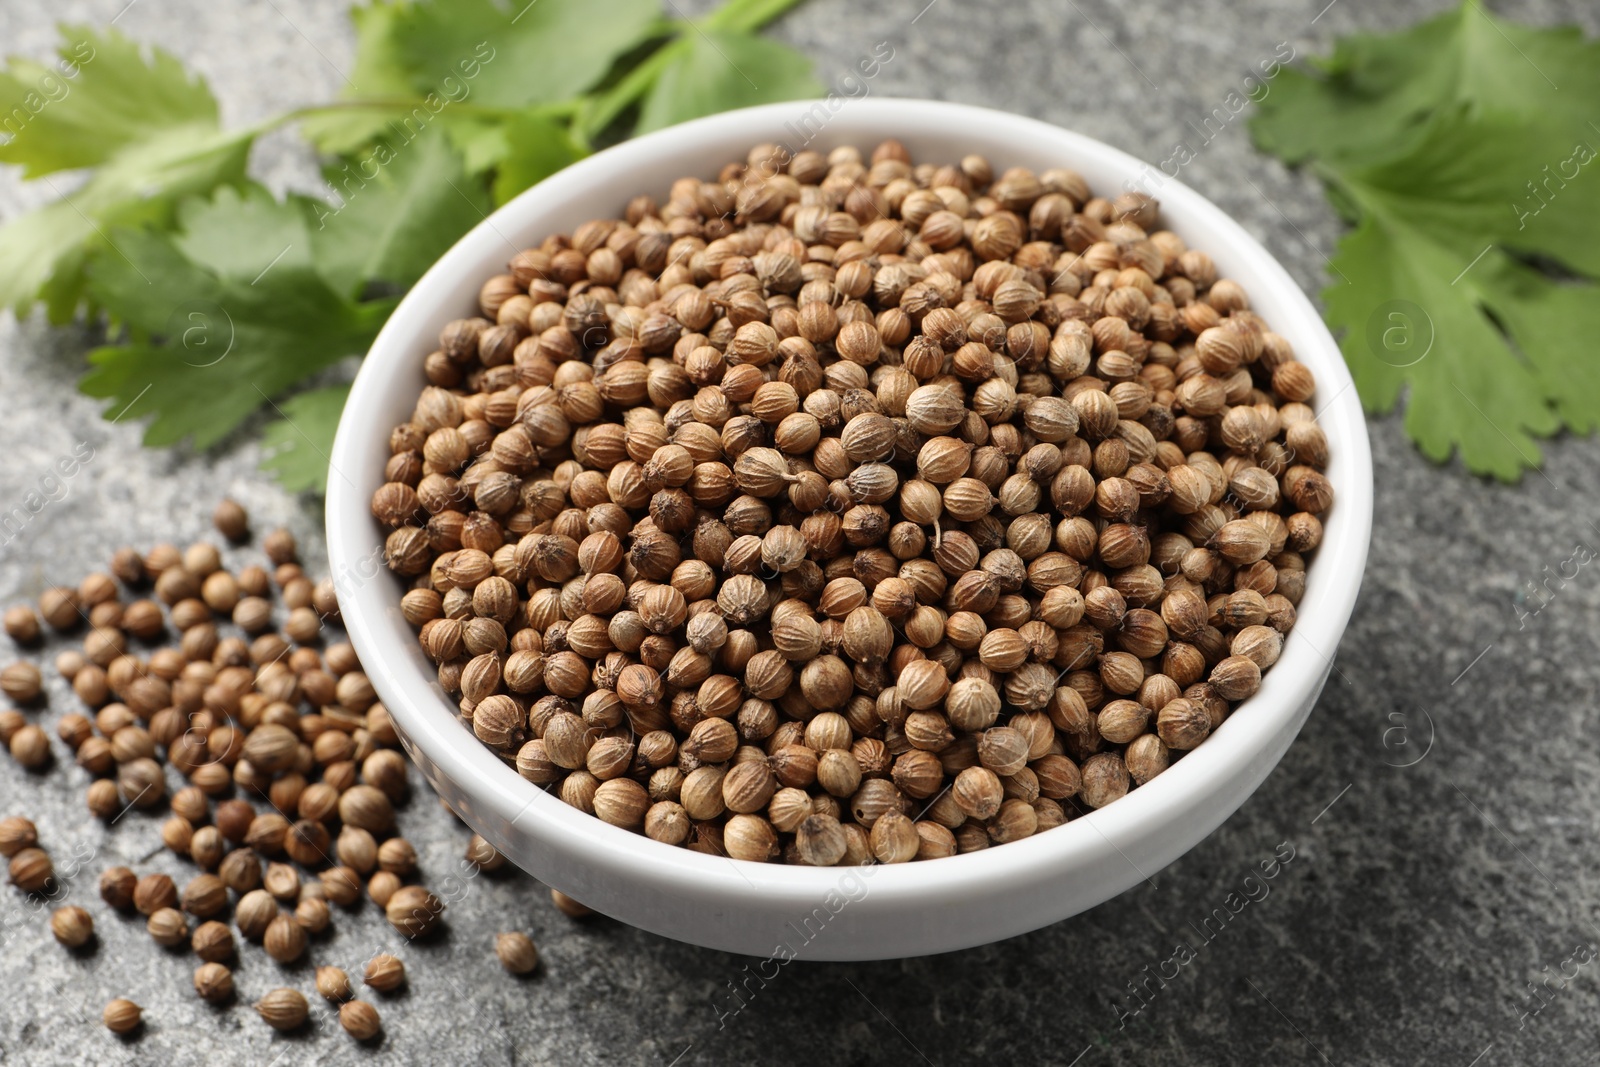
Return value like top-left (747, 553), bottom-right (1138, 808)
top-left (50, 905), bottom-right (93, 948)
top-left (495, 931), bottom-right (539, 975)
top-left (103, 998), bottom-right (141, 1035)
top-left (340, 1000), bottom-right (382, 1041)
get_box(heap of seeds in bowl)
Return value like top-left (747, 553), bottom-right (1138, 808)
top-left (373, 139), bottom-right (1332, 865)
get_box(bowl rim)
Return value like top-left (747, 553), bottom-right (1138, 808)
top-left (328, 97), bottom-right (1372, 914)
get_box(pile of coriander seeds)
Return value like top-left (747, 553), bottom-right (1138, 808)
top-left (373, 138), bottom-right (1332, 866)
top-left (0, 501), bottom-right (542, 1041)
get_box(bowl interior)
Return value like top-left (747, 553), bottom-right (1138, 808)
top-left (327, 99), bottom-right (1372, 912)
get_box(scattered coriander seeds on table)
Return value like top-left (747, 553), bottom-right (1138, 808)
top-left (0, 499), bottom-right (505, 1046)
top-left (375, 139), bottom-right (1328, 863)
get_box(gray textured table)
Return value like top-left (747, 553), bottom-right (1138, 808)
top-left (3, 0), bottom-right (1598, 1063)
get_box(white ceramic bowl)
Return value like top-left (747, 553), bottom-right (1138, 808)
top-left (328, 98), bottom-right (1372, 960)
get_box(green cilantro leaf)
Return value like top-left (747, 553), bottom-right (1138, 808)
top-left (491, 112), bottom-right (586, 204)
top-left (311, 128), bottom-right (492, 296)
top-left (1254, 4), bottom-right (1600, 170)
top-left (297, 2), bottom-right (419, 156)
top-left (385, 0), bottom-right (663, 109)
top-left (635, 30), bottom-right (820, 135)
top-left (302, 0), bottom-right (662, 166)
top-left (0, 26), bottom-right (219, 176)
top-left (79, 184), bottom-right (391, 449)
top-left (0, 27), bottom-right (253, 320)
top-left (1251, 0), bottom-right (1600, 480)
top-left (260, 383), bottom-right (351, 493)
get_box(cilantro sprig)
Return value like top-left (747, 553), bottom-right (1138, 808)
top-left (1252, 0), bottom-right (1600, 480)
top-left (0, 0), bottom-right (817, 492)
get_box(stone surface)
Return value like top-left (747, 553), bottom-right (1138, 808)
top-left (2, 0), bottom-right (1599, 1063)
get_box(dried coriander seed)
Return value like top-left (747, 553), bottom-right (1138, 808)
top-left (495, 931), bottom-right (539, 975)
top-left (464, 834), bottom-right (504, 871)
top-left (255, 988), bottom-right (308, 1032)
top-left (132, 873), bottom-right (176, 916)
top-left (263, 914), bottom-right (307, 963)
top-left (551, 889), bottom-right (592, 918)
top-left (0, 816), bottom-right (37, 857)
top-left (235, 889), bottom-right (277, 941)
top-left (147, 907), bottom-right (188, 947)
top-left (103, 998), bottom-right (141, 1035)
top-left (100, 866), bottom-right (136, 910)
top-left (192, 920), bottom-right (234, 963)
top-left (340, 1000), bottom-right (382, 1041)
top-left (317, 965), bottom-right (353, 1002)
top-left (50, 905), bottom-right (93, 948)
top-left (0, 662), bottom-right (42, 703)
top-left (194, 962), bottom-right (234, 1004)
top-left (363, 953), bottom-right (406, 992)
top-left (9, 847), bottom-right (52, 892)
top-left (213, 499), bottom-right (250, 542)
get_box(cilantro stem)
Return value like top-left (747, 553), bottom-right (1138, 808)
top-left (278, 98), bottom-right (583, 129)
top-left (577, 0), bottom-right (806, 141)
top-left (702, 0), bottom-right (808, 34)
top-left (577, 36), bottom-right (689, 142)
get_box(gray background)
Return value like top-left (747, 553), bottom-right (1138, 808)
top-left (2, 0), bottom-right (1597, 1063)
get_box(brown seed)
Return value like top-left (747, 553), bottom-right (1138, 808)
top-left (368, 870), bottom-right (401, 908)
top-left (194, 962), bottom-right (235, 1004)
top-left (952, 766), bottom-right (1003, 820)
top-left (182, 873), bottom-right (228, 918)
top-left (317, 965), bottom-right (354, 1002)
top-left (551, 889), bottom-right (592, 918)
top-left (0, 662), bottom-right (42, 703)
top-left (338, 784), bottom-right (394, 833)
top-left (296, 897), bottom-right (331, 934)
top-left (341, 1000), bottom-right (382, 1041)
top-left (99, 866), bottom-right (136, 909)
top-left (132, 873), bottom-right (176, 915)
top-left (213, 498), bottom-right (250, 541)
top-left (496, 931), bottom-right (539, 975)
top-left (465, 834), bottom-right (504, 871)
top-left (1080, 752), bottom-right (1131, 809)
top-left (364, 953), bottom-right (406, 992)
top-left (3, 605), bottom-right (40, 643)
top-left (235, 889), bottom-right (278, 941)
top-left (795, 814), bottom-right (848, 866)
top-left (264, 914), bottom-right (307, 963)
top-left (192, 920), bottom-right (235, 963)
top-left (724, 814), bottom-right (779, 862)
top-left (9, 724), bottom-right (49, 769)
top-left (50, 905), bottom-right (93, 948)
top-left (385, 886), bottom-right (443, 938)
top-left (255, 988), bottom-right (308, 1031)
top-left (147, 907), bottom-right (188, 947)
top-left (103, 998), bottom-right (141, 1035)
top-left (593, 778), bottom-right (650, 828)
top-left (0, 816), bottom-right (37, 857)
